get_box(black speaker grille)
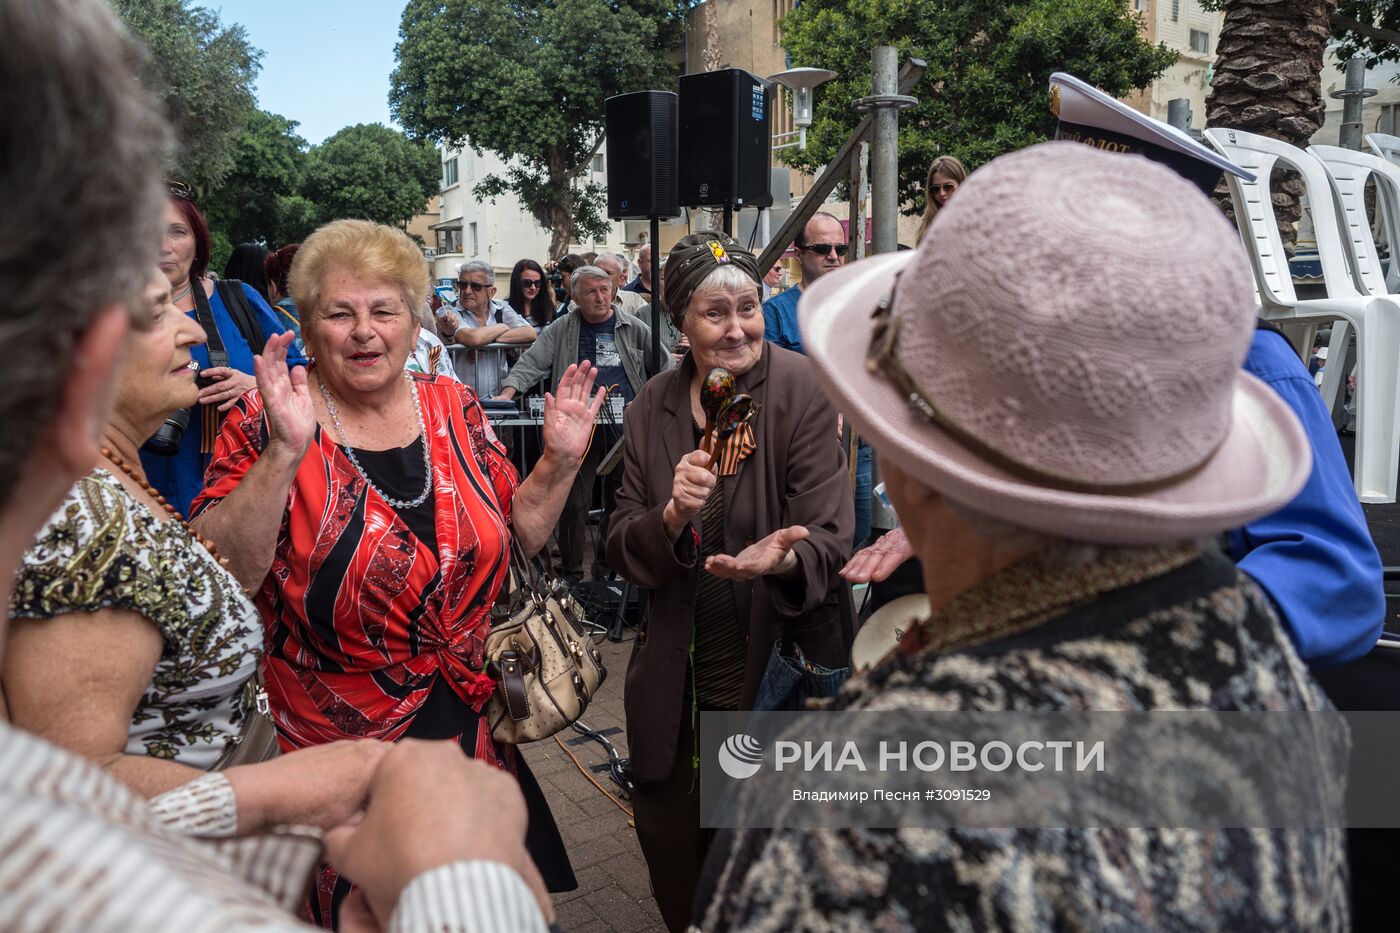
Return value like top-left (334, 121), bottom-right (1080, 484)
top-left (604, 91), bottom-right (679, 220)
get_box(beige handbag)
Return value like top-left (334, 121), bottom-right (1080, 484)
top-left (213, 673), bottom-right (282, 769)
top-left (484, 540), bottom-right (607, 743)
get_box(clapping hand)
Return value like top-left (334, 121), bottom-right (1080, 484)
top-left (254, 331), bottom-right (315, 460)
top-left (705, 525), bottom-right (809, 580)
top-left (541, 362), bottom-right (606, 465)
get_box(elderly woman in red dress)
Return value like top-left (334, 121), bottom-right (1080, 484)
top-left (190, 219), bottom-right (603, 925)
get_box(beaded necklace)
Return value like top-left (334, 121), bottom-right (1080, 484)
top-left (317, 371), bottom-right (433, 509)
top-left (99, 446), bottom-right (226, 565)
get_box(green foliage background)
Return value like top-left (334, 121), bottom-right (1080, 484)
top-left (390, 0), bottom-right (692, 251)
top-left (779, 0), bottom-right (1178, 215)
top-left (113, 0), bottom-right (443, 273)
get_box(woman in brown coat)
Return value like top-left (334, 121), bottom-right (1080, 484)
top-left (605, 233), bottom-right (852, 930)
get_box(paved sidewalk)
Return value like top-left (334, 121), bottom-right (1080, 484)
top-left (520, 623), bottom-right (666, 932)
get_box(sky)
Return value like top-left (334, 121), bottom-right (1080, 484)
top-left (208, 0), bottom-right (407, 145)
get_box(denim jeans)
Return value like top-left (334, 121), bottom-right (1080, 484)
top-left (854, 442), bottom-right (873, 548)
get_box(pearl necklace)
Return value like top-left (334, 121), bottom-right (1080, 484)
top-left (317, 372), bottom-right (433, 509)
top-left (100, 446), bottom-right (226, 565)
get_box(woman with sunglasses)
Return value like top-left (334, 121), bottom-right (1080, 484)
top-left (507, 258), bottom-right (556, 328)
top-left (914, 154), bottom-right (968, 244)
top-left (140, 184), bottom-right (307, 516)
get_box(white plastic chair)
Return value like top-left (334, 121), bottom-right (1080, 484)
top-left (1364, 132), bottom-right (1400, 292)
top-left (1205, 128), bottom-right (1400, 503)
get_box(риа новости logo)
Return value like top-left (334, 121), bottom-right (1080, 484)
top-left (718, 733), bottom-right (765, 780)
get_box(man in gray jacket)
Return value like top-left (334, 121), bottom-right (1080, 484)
top-left (498, 265), bottom-right (668, 582)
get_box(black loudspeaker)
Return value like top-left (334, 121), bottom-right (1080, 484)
top-left (604, 90), bottom-right (680, 220)
top-left (678, 68), bottom-right (773, 208)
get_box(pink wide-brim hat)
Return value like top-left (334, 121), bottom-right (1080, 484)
top-left (800, 142), bottom-right (1311, 545)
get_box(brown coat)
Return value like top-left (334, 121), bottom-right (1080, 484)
top-left (606, 345), bottom-right (853, 783)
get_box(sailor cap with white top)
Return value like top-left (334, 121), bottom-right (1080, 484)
top-left (1050, 72), bottom-right (1254, 193)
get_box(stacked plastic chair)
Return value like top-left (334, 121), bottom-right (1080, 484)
top-left (1205, 127), bottom-right (1400, 503)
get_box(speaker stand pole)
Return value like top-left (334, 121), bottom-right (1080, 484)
top-left (648, 215), bottom-right (662, 375)
top-left (722, 204), bottom-right (734, 237)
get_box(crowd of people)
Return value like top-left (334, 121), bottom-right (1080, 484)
top-left (0, 1), bottom-right (1392, 932)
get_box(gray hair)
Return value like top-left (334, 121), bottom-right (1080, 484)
top-left (595, 252), bottom-right (627, 275)
top-left (0, 0), bottom-right (169, 509)
top-left (675, 264), bottom-right (759, 330)
top-left (570, 265), bottom-right (613, 297)
top-left (458, 259), bottom-right (495, 285)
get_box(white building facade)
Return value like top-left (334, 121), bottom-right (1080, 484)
top-left (1124, 0), bottom-right (1224, 131)
top-left (430, 143), bottom-right (635, 288)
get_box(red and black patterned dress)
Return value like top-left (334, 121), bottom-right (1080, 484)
top-left (192, 370), bottom-right (574, 926)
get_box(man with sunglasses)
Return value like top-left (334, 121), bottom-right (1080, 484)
top-left (761, 212), bottom-right (847, 356)
top-left (440, 259), bottom-right (536, 398)
top-left (761, 212), bottom-right (870, 545)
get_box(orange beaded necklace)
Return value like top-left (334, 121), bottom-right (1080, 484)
top-left (99, 446), bottom-right (227, 565)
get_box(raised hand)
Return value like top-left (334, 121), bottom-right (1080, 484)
top-left (705, 524), bottom-right (809, 580)
top-left (541, 361), bottom-right (605, 465)
top-left (253, 331), bottom-right (316, 459)
top-left (840, 526), bottom-right (914, 583)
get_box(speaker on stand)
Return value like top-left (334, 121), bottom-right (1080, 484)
top-left (604, 89), bottom-right (680, 374)
top-left (678, 68), bottom-right (774, 236)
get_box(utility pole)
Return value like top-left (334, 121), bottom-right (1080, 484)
top-left (1332, 56), bottom-right (1376, 151)
top-left (854, 47), bottom-right (916, 255)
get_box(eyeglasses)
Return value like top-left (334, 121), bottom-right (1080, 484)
top-left (456, 281), bottom-right (489, 292)
top-left (802, 242), bottom-right (848, 257)
top-left (520, 278), bottom-right (543, 289)
top-left (167, 180), bottom-right (195, 202)
top-left (932, 182), bottom-right (957, 195)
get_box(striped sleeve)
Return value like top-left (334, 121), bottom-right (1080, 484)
top-left (387, 861), bottom-right (548, 933)
top-left (147, 773), bottom-right (239, 836)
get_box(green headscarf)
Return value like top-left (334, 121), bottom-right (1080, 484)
top-left (662, 232), bottom-right (761, 329)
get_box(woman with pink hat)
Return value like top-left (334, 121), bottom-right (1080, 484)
top-left (697, 142), bottom-right (1347, 929)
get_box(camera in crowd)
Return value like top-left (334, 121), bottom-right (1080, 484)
top-left (549, 269), bottom-right (565, 303)
top-left (143, 368), bottom-right (214, 455)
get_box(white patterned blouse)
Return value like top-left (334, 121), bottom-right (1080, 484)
top-left (10, 469), bottom-right (261, 768)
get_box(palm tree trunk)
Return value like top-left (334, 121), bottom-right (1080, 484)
top-left (1205, 0), bottom-right (1338, 253)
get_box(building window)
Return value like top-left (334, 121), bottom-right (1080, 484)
top-left (1189, 29), bottom-right (1210, 54)
top-left (469, 222), bottom-right (479, 257)
top-left (1171, 0), bottom-right (1180, 22)
top-left (441, 228), bottom-right (461, 254)
top-left (443, 157), bottom-right (459, 188)
top-left (591, 153), bottom-right (605, 174)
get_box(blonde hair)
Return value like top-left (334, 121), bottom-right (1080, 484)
top-left (289, 219), bottom-right (430, 328)
top-left (915, 155), bottom-right (969, 244)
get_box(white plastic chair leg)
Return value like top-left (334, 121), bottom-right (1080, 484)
top-left (1319, 321), bottom-right (1349, 415)
top-left (1353, 298), bottom-right (1400, 502)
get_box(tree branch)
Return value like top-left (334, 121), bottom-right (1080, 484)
top-left (1332, 12), bottom-right (1400, 50)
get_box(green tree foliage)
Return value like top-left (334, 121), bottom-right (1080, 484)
top-left (202, 110), bottom-right (315, 248)
top-left (111, 0), bottom-right (261, 193)
top-left (778, 0), bottom-right (1178, 215)
top-left (390, 0), bottom-right (690, 256)
top-left (303, 124), bottom-right (441, 229)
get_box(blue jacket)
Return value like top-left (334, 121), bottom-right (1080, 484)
top-left (141, 282), bottom-right (306, 516)
top-left (762, 286), bottom-right (804, 356)
top-left (1228, 328), bottom-right (1385, 667)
